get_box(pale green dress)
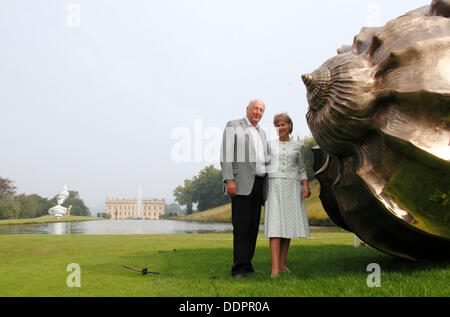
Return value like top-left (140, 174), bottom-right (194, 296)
top-left (264, 139), bottom-right (311, 238)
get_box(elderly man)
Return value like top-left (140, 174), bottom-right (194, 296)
top-left (220, 99), bottom-right (269, 278)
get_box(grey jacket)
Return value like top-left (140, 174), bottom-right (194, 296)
top-left (220, 117), bottom-right (269, 199)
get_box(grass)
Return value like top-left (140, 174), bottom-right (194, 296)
top-left (0, 232), bottom-right (448, 297)
top-left (171, 180), bottom-right (335, 226)
top-left (0, 215), bottom-right (98, 226)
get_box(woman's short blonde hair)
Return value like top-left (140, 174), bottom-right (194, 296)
top-left (273, 113), bottom-right (293, 134)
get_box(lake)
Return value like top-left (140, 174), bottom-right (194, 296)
top-left (0, 220), bottom-right (243, 235)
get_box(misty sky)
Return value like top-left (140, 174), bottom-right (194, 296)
top-left (0, 0), bottom-right (430, 212)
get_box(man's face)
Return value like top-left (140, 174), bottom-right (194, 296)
top-left (246, 101), bottom-right (265, 126)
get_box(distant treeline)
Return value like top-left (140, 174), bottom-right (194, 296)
top-left (174, 136), bottom-right (317, 215)
top-left (0, 177), bottom-right (90, 220)
top-left (163, 202), bottom-right (185, 218)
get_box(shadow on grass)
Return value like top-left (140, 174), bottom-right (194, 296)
top-left (94, 244), bottom-right (450, 282)
top-left (282, 245), bottom-right (450, 279)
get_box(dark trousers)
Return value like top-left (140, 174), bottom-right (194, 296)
top-left (231, 176), bottom-right (264, 276)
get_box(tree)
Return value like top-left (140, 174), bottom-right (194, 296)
top-left (192, 165), bottom-right (230, 211)
top-left (173, 165), bottom-right (230, 214)
top-left (15, 194), bottom-right (39, 218)
top-left (0, 196), bottom-right (20, 219)
top-left (173, 179), bottom-right (195, 215)
top-left (161, 203), bottom-right (183, 218)
top-left (15, 194), bottom-right (53, 218)
top-left (97, 212), bottom-right (111, 219)
top-left (165, 203), bottom-right (183, 217)
top-left (0, 177), bottom-right (16, 199)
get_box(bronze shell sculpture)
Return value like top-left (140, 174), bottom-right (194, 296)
top-left (302, 0), bottom-right (450, 260)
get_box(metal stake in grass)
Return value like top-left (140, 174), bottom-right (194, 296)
top-left (122, 265), bottom-right (160, 275)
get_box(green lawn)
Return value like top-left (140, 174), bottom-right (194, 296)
top-left (0, 232), bottom-right (448, 297)
top-left (0, 215), bottom-right (97, 226)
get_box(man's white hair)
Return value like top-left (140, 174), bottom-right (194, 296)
top-left (247, 99), bottom-right (265, 108)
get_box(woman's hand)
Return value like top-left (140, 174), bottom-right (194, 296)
top-left (302, 180), bottom-right (311, 198)
top-left (303, 186), bottom-right (311, 198)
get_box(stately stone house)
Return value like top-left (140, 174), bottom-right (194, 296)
top-left (105, 198), bottom-right (165, 220)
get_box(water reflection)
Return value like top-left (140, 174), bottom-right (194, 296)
top-left (54, 222), bottom-right (70, 235)
top-left (0, 220), bottom-right (239, 235)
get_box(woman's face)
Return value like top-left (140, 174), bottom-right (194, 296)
top-left (275, 120), bottom-right (291, 139)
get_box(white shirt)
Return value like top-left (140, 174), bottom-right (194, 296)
top-left (244, 117), bottom-right (266, 176)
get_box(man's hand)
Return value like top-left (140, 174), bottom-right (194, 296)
top-left (226, 180), bottom-right (237, 197)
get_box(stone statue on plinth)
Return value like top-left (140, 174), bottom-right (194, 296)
top-left (48, 185), bottom-right (72, 219)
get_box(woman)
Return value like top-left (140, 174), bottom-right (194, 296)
top-left (264, 113), bottom-right (311, 278)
